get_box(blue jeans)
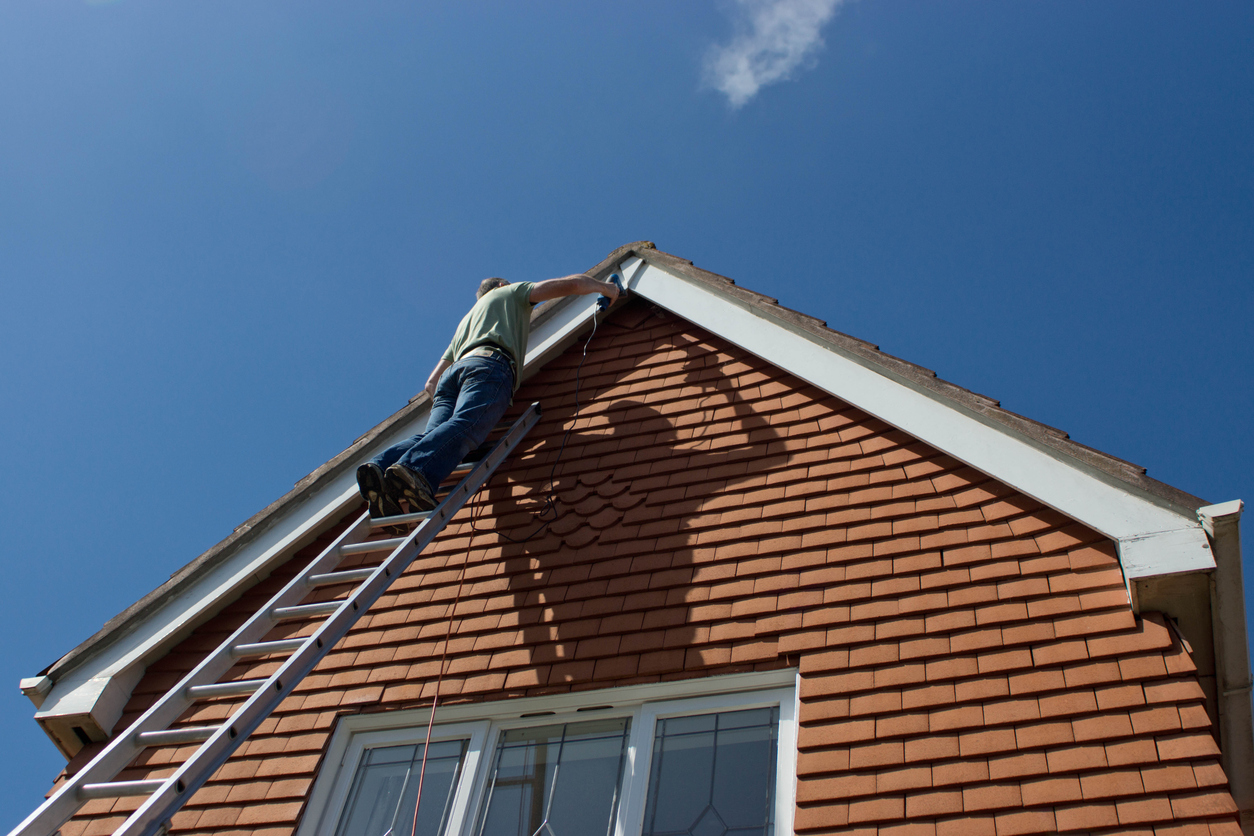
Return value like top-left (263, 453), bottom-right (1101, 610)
top-left (371, 353), bottom-right (514, 495)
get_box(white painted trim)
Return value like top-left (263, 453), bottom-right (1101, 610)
top-left (1198, 500), bottom-right (1254, 818)
top-left (435, 668), bottom-right (796, 722)
top-left (629, 261), bottom-right (1213, 580)
top-left (297, 670), bottom-right (798, 836)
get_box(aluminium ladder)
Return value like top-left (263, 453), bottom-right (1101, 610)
top-left (12, 402), bottom-right (542, 836)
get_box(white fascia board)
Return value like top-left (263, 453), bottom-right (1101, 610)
top-left (33, 282), bottom-right (623, 734)
top-left (630, 261), bottom-right (1213, 580)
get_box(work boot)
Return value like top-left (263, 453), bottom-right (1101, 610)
top-left (384, 464), bottom-right (436, 513)
top-left (357, 463), bottom-right (403, 519)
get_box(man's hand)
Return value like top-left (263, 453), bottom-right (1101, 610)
top-left (423, 357), bottom-right (452, 401)
top-left (530, 272), bottom-right (623, 304)
top-left (598, 275), bottom-right (621, 303)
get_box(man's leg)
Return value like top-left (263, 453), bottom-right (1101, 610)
top-left (357, 435), bottom-right (420, 518)
top-left (357, 381), bottom-right (458, 517)
top-left (386, 356), bottom-right (512, 510)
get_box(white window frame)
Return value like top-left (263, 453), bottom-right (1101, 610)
top-left (297, 669), bottom-right (799, 836)
top-left (305, 719), bottom-right (492, 836)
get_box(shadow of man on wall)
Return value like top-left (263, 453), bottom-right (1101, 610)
top-left (471, 306), bottom-right (797, 690)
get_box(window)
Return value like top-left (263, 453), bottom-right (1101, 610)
top-left (642, 708), bottom-right (779, 836)
top-left (476, 718), bottom-right (631, 836)
top-left (299, 671), bottom-right (797, 836)
top-left (335, 739), bottom-right (467, 836)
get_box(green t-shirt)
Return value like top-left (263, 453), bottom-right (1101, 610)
top-left (442, 281), bottom-right (536, 391)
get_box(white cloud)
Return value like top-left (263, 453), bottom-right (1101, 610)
top-left (703, 0), bottom-right (845, 109)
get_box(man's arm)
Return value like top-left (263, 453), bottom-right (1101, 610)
top-left (529, 273), bottom-right (621, 304)
top-left (423, 356), bottom-right (453, 400)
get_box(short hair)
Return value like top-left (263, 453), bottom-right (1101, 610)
top-left (477, 277), bottom-right (508, 299)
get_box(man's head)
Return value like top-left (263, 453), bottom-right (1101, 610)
top-left (477, 277), bottom-right (509, 299)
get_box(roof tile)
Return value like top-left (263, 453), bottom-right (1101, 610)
top-left (1080, 768), bottom-right (1146, 799)
top-left (959, 728), bottom-right (1018, 757)
top-left (1054, 801), bottom-right (1119, 832)
top-left (849, 740), bottom-right (905, 769)
top-left (1046, 744), bottom-right (1108, 773)
top-left (988, 751), bottom-right (1049, 781)
top-left (904, 682), bottom-right (958, 711)
top-left (982, 698), bottom-right (1041, 726)
top-left (992, 809), bottom-right (1056, 836)
top-left (848, 794), bottom-right (905, 823)
top-left (797, 772), bottom-right (875, 802)
top-left (1144, 679), bottom-right (1206, 704)
top-left (930, 705), bottom-right (985, 733)
top-left (962, 782), bottom-right (1022, 812)
top-left (1119, 653), bottom-right (1171, 681)
top-left (932, 760), bottom-right (991, 787)
top-left (1142, 763), bottom-right (1200, 794)
top-left (1104, 738), bottom-right (1160, 768)
top-left (881, 821), bottom-right (939, 836)
top-left (1117, 796), bottom-right (1176, 825)
top-left (878, 713), bottom-right (930, 739)
top-left (1030, 639), bottom-right (1088, 667)
top-left (1074, 712), bottom-right (1136, 742)
top-left (1038, 690), bottom-right (1098, 718)
top-left (934, 815), bottom-right (996, 836)
top-left (1192, 762), bottom-right (1231, 790)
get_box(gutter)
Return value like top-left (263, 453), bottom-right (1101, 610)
top-left (1199, 500), bottom-right (1254, 832)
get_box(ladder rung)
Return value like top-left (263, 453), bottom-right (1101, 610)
top-left (231, 638), bottom-right (306, 658)
top-left (79, 779), bottom-right (165, 800)
top-left (271, 601), bottom-right (341, 620)
top-left (137, 726), bottom-right (217, 747)
top-left (187, 679), bottom-right (266, 699)
top-left (306, 568), bottom-right (374, 588)
top-left (369, 509), bottom-right (433, 529)
top-left (340, 537), bottom-right (405, 556)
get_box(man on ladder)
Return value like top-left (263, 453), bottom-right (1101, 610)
top-left (357, 271), bottom-right (622, 517)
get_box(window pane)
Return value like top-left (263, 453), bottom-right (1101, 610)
top-left (476, 718), bottom-right (630, 836)
top-left (336, 739), bottom-right (468, 836)
top-left (643, 707), bottom-right (779, 836)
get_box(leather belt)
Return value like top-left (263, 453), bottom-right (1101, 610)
top-left (463, 345), bottom-right (516, 379)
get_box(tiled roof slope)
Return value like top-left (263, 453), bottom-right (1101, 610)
top-left (52, 300), bottom-right (1238, 836)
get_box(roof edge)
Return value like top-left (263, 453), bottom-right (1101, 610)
top-left (632, 246), bottom-right (1208, 515)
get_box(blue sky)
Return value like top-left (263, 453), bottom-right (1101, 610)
top-left (2, 0), bottom-right (1252, 827)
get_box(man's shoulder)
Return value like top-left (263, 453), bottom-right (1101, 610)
top-left (502, 281), bottom-right (536, 306)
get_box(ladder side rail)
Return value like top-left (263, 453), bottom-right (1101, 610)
top-left (7, 511), bottom-right (378, 836)
top-left (114, 403), bottom-right (541, 836)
